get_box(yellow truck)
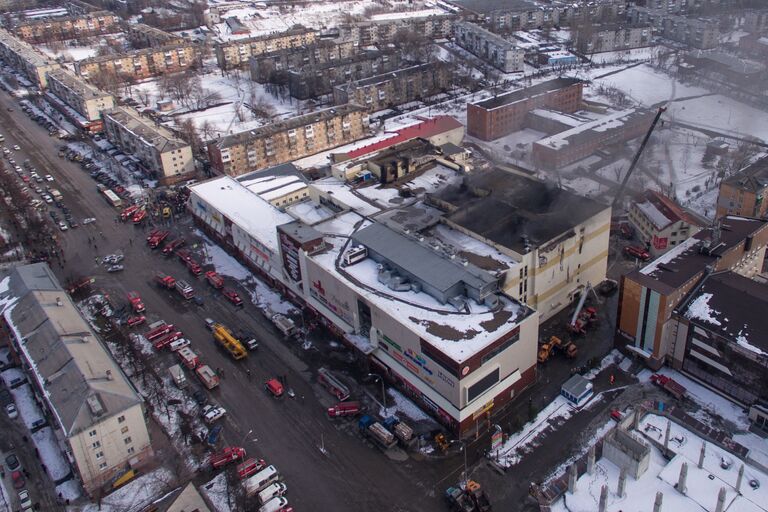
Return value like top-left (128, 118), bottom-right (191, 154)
top-left (212, 323), bottom-right (247, 360)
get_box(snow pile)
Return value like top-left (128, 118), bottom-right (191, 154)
top-left (384, 388), bottom-right (433, 423)
top-left (33, 427), bottom-right (71, 481)
top-left (79, 467), bottom-right (177, 512)
top-left (8, 383), bottom-right (45, 429)
top-left (684, 293), bottom-right (721, 326)
top-left (56, 479), bottom-right (82, 501)
top-left (736, 328), bottom-right (767, 357)
top-left (201, 472), bottom-right (233, 512)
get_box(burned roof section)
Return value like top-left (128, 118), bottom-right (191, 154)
top-left (428, 169), bottom-right (607, 254)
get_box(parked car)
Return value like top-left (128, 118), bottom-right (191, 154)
top-left (191, 388), bottom-right (207, 406)
top-left (11, 471), bottom-right (24, 489)
top-left (202, 404), bottom-right (227, 423)
top-left (5, 454), bottom-right (20, 472)
top-left (107, 264), bottom-right (124, 273)
top-left (5, 403), bottom-right (18, 419)
top-left (102, 254), bottom-right (124, 265)
top-left (18, 489), bottom-right (32, 510)
top-left (45, 174), bottom-right (54, 182)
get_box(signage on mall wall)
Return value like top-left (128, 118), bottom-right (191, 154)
top-left (279, 232), bottom-right (302, 282)
top-left (653, 235), bottom-right (668, 250)
top-left (377, 331), bottom-right (455, 389)
top-left (309, 278), bottom-right (354, 324)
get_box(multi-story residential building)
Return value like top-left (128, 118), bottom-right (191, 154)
top-left (249, 39), bottom-right (358, 84)
top-left (215, 28), bottom-right (318, 70)
top-left (427, 169), bottom-right (611, 322)
top-left (286, 50), bottom-right (402, 100)
top-left (1, 263), bottom-right (153, 496)
top-left (338, 15), bottom-right (455, 46)
top-left (466, 77), bottom-right (583, 141)
top-left (207, 104), bottom-right (368, 176)
top-left (574, 24), bottom-right (652, 53)
top-left (45, 68), bottom-right (114, 132)
top-left (333, 63), bottom-right (452, 113)
top-left (188, 170), bottom-right (539, 438)
top-left (76, 44), bottom-right (198, 81)
top-left (0, 28), bottom-right (59, 88)
top-left (532, 108), bottom-right (656, 169)
top-left (616, 216), bottom-right (768, 369)
top-left (739, 33), bottom-right (768, 59)
top-left (744, 9), bottom-right (768, 34)
top-left (628, 190), bottom-right (707, 256)
top-left (716, 156), bottom-right (768, 219)
top-left (628, 6), bottom-right (720, 49)
top-left (103, 107), bottom-right (195, 184)
top-left (125, 23), bottom-right (184, 48)
top-left (454, 21), bottom-right (524, 73)
top-left (12, 10), bottom-right (120, 43)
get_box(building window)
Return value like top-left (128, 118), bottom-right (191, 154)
top-left (89, 430), bottom-right (97, 437)
top-left (127, 447), bottom-right (135, 455)
top-left (99, 462), bottom-right (108, 470)
top-left (124, 437), bottom-right (132, 445)
top-left (92, 441), bottom-right (101, 449)
top-left (95, 451), bottom-right (104, 460)
top-left (118, 415), bottom-right (125, 423)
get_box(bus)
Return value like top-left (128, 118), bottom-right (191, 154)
top-left (102, 189), bottom-right (123, 208)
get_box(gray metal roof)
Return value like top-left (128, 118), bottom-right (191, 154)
top-left (2, 263), bottom-right (142, 437)
top-left (352, 223), bottom-right (497, 294)
top-left (561, 374), bottom-right (592, 398)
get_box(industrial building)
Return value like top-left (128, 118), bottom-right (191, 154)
top-left (12, 10), bottom-right (120, 42)
top-left (532, 108), bottom-right (656, 169)
top-left (427, 169), bottom-right (611, 322)
top-left (453, 21), bottom-right (524, 73)
top-left (716, 156), bottom-right (768, 219)
top-left (215, 28), bottom-right (318, 70)
top-left (188, 168), bottom-right (539, 437)
top-left (467, 78), bottom-right (584, 141)
top-left (0, 263), bottom-right (153, 496)
top-left (45, 68), bottom-right (114, 132)
top-left (627, 190), bottom-right (706, 257)
top-left (0, 28), bottom-right (60, 88)
top-left (333, 63), bottom-right (452, 113)
top-left (207, 104), bottom-right (368, 176)
top-left (76, 43), bottom-right (198, 82)
top-left (248, 39), bottom-right (358, 84)
top-left (103, 107), bottom-right (195, 184)
top-left (616, 216), bottom-right (768, 369)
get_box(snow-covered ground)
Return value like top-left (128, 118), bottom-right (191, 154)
top-left (379, 388), bottom-right (435, 423)
top-left (200, 472), bottom-right (233, 512)
top-left (76, 468), bottom-right (177, 512)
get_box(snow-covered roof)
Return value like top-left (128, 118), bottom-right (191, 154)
top-left (535, 108), bottom-right (650, 150)
top-left (0, 264), bottom-right (143, 437)
top-left (311, 177), bottom-right (382, 217)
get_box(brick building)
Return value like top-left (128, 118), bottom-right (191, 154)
top-left (628, 190), bottom-right (706, 256)
top-left (338, 15), bottom-right (454, 46)
top-left (12, 10), bottom-right (120, 43)
top-left (454, 21), bottom-right (524, 73)
top-left (103, 107), bottom-right (195, 184)
top-left (125, 23), bottom-right (184, 48)
top-left (76, 44), bottom-right (198, 82)
top-left (215, 28), bottom-right (317, 70)
top-left (616, 216), bottom-right (768, 369)
top-left (207, 104), bottom-right (368, 176)
top-left (466, 77), bottom-right (583, 141)
top-left (45, 68), bottom-right (114, 132)
top-left (532, 108), bottom-right (656, 169)
top-left (333, 63), bottom-right (452, 113)
top-left (0, 28), bottom-right (60, 88)
top-left (716, 156), bottom-right (768, 219)
top-left (574, 23), bottom-right (652, 53)
top-left (248, 39), bottom-right (358, 83)
top-left (287, 50), bottom-right (402, 100)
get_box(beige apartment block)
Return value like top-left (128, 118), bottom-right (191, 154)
top-left (0, 28), bottom-right (60, 88)
top-left (46, 68), bottom-right (113, 123)
top-left (76, 44), bottom-right (198, 81)
top-left (13, 11), bottom-right (120, 43)
top-left (215, 28), bottom-right (318, 70)
top-left (103, 107), bottom-right (195, 183)
top-left (208, 104), bottom-right (368, 176)
top-left (125, 23), bottom-right (184, 47)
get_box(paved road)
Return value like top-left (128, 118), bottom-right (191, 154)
top-left (0, 91), bottom-right (463, 511)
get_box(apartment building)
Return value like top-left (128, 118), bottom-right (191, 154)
top-left (532, 108), bottom-right (656, 169)
top-left (207, 104), bottom-right (368, 176)
top-left (427, 169), bottom-right (611, 323)
top-left (454, 21), bottom-right (524, 73)
top-left (617, 216), bottom-right (768, 369)
top-left (574, 24), bottom-right (652, 53)
top-left (45, 68), bottom-right (114, 132)
top-left (76, 44), bottom-right (198, 81)
top-left (286, 50), bottom-right (402, 100)
top-left (338, 15), bottom-right (455, 46)
top-left (333, 63), bottom-right (452, 113)
top-left (744, 9), bottom-right (768, 34)
top-left (628, 6), bottom-right (720, 49)
top-left (125, 23), bottom-right (184, 48)
top-left (103, 107), bottom-right (195, 183)
top-left (716, 156), bottom-right (768, 219)
top-left (215, 28), bottom-right (318, 70)
top-left (12, 10), bottom-right (120, 43)
top-left (188, 172), bottom-right (539, 438)
top-left (249, 39), bottom-right (357, 83)
top-left (628, 190), bottom-right (706, 256)
top-left (466, 77), bottom-right (584, 141)
top-left (0, 28), bottom-right (60, 88)
top-left (456, 0), bottom-right (625, 32)
top-left (1, 263), bottom-right (153, 496)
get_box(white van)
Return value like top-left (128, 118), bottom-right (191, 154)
top-left (169, 338), bottom-right (191, 351)
top-left (259, 496), bottom-right (288, 512)
top-left (258, 482), bottom-right (287, 505)
top-left (168, 365), bottom-right (187, 389)
top-left (244, 466), bottom-right (279, 497)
